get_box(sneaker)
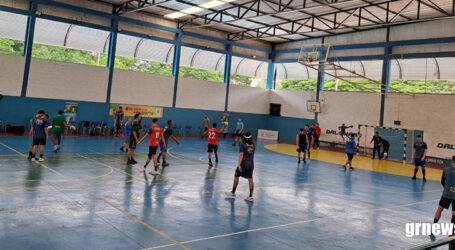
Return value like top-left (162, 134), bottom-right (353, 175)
top-left (298, 159), bottom-right (301, 164)
top-left (215, 159), bottom-right (219, 163)
top-left (120, 147), bottom-right (124, 152)
top-left (423, 177), bottom-right (427, 182)
top-left (411, 176), bottom-right (416, 180)
top-left (149, 170), bottom-right (159, 175)
top-left (162, 162), bottom-right (169, 167)
top-left (349, 166), bottom-right (354, 170)
top-left (208, 162), bottom-right (213, 167)
top-left (127, 159), bottom-right (134, 165)
top-left (343, 165), bottom-right (346, 170)
top-left (157, 159), bottom-right (160, 163)
top-left (303, 158), bottom-right (306, 163)
top-left (308, 152), bottom-right (311, 159)
top-left (245, 196), bottom-right (254, 202)
top-left (31, 158), bottom-right (37, 162)
top-left (225, 192), bottom-right (235, 198)
top-left (38, 158), bottom-right (44, 162)
top-left (53, 149), bottom-right (58, 153)
top-left (131, 159), bottom-right (138, 164)
top-left (27, 155), bottom-right (32, 160)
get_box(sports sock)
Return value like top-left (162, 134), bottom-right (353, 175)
top-left (413, 167), bottom-right (418, 177)
top-left (154, 165), bottom-right (158, 171)
top-left (54, 145), bottom-right (57, 150)
top-left (28, 151), bottom-right (32, 157)
top-left (422, 169), bottom-right (426, 177)
top-left (434, 218), bottom-right (439, 223)
top-left (31, 153), bottom-right (35, 158)
top-left (144, 161), bottom-right (149, 168)
top-left (209, 158), bottom-right (212, 162)
top-left (157, 153), bottom-right (161, 161)
top-left (40, 154), bottom-right (43, 158)
top-left (163, 157), bottom-right (166, 163)
top-left (231, 186), bottom-right (237, 194)
top-left (249, 188), bottom-right (254, 197)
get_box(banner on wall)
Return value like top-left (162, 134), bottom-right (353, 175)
top-left (109, 104), bottom-right (163, 118)
top-left (257, 129), bottom-right (279, 141)
top-left (63, 102), bottom-right (78, 124)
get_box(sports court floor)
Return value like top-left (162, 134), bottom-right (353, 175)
top-left (0, 136), bottom-right (447, 249)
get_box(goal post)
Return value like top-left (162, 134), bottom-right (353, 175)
top-left (357, 124), bottom-right (410, 163)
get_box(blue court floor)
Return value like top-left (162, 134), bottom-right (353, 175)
top-left (0, 136), bottom-right (448, 249)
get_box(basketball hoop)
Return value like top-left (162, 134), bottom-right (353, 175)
top-left (308, 57), bottom-right (314, 63)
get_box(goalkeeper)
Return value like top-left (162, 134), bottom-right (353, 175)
top-left (380, 138), bottom-right (390, 160)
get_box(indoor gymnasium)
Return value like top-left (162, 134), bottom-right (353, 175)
top-left (1, 0), bottom-right (455, 249)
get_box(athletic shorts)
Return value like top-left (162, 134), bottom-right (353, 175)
top-left (207, 144), bottom-right (218, 153)
top-left (160, 142), bottom-right (167, 153)
top-left (148, 146), bottom-right (158, 158)
top-left (125, 136), bottom-right (131, 145)
top-left (129, 138), bottom-right (137, 149)
top-left (296, 145), bottom-right (307, 153)
top-left (235, 166), bottom-right (253, 179)
top-left (347, 153), bottom-right (354, 161)
top-left (33, 138), bottom-right (46, 146)
top-left (414, 158), bottom-right (426, 167)
top-left (439, 196), bottom-right (455, 211)
top-left (235, 130), bottom-right (243, 137)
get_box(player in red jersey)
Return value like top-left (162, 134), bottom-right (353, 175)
top-left (203, 122), bottom-right (226, 167)
top-left (138, 118), bottom-right (166, 175)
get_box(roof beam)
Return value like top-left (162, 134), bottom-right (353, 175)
top-left (114, 0), bottom-right (173, 15)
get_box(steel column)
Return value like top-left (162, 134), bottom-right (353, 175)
top-left (21, 1), bottom-right (38, 97)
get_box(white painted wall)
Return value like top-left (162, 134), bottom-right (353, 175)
top-left (176, 78), bottom-right (226, 111)
top-left (228, 85), bottom-right (269, 114)
top-left (384, 93), bottom-right (455, 158)
top-left (318, 91), bottom-right (381, 143)
top-left (0, 53), bottom-right (24, 96)
top-left (27, 58), bottom-right (109, 102)
top-left (270, 89), bottom-right (315, 119)
top-left (111, 70), bottom-right (174, 107)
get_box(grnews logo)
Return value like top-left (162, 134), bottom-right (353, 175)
top-left (406, 223), bottom-right (454, 237)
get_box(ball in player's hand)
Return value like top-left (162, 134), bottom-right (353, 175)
top-left (384, 153), bottom-right (388, 157)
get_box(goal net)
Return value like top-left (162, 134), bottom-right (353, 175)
top-left (357, 125), bottom-right (415, 162)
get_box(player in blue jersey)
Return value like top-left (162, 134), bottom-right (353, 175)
top-left (412, 135), bottom-right (428, 182)
top-left (432, 156), bottom-right (455, 228)
top-left (343, 133), bottom-right (357, 170)
top-left (296, 128), bottom-right (309, 164)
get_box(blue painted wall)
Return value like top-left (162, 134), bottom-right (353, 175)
top-left (0, 95), bottom-right (308, 141)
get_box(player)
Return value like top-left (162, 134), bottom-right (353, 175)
top-left (203, 122), bottom-right (226, 167)
top-left (120, 117), bottom-right (132, 152)
top-left (380, 138), bottom-right (390, 160)
top-left (225, 132), bottom-right (255, 202)
top-left (51, 110), bottom-right (66, 152)
top-left (304, 124), bottom-right (314, 158)
top-left (313, 123), bottom-right (321, 149)
top-left (138, 118), bottom-right (166, 175)
top-left (157, 120), bottom-right (180, 167)
top-left (296, 128), bottom-right (309, 164)
top-left (30, 110), bottom-right (49, 162)
top-left (28, 110), bottom-right (44, 160)
top-left (201, 114), bottom-right (210, 138)
top-left (126, 114), bottom-right (141, 165)
top-left (233, 118), bottom-right (244, 146)
top-left (432, 156), bottom-right (455, 229)
top-left (370, 132), bottom-right (382, 159)
top-left (114, 106), bottom-right (124, 137)
top-left (343, 133), bottom-right (357, 170)
top-left (411, 135), bottom-right (428, 182)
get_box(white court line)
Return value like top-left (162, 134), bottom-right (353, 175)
top-left (87, 149), bottom-right (182, 183)
top-left (0, 141), bottom-right (189, 250)
top-left (142, 198), bottom-right (439, 249)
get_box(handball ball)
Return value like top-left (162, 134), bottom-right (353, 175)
top-left (384, 153), bottom-right (388, 156)
top-left (224, 121), bottom-right (228, 126)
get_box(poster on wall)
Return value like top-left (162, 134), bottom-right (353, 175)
top-left (63, 102), bottom-right (78, 124)
top-left (109, 104), bottom-right (163, 118)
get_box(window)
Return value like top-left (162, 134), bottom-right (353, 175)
top-left (275, 63), bottom-right (318, 91)
top-left (323, 60), bottom-right (383, 92)
top-left (114, 34), bottom-right (173, 76)
top-left (32, 18), bottom-right (109, 66)
top-left (230, 56), bottom-right (267, 88)
top-left (179, 46), bottom-right (225, 83)
top-left (0, 11), bottom-right (27, 55)
top-left (390, 58), bottom-right (455, 94)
